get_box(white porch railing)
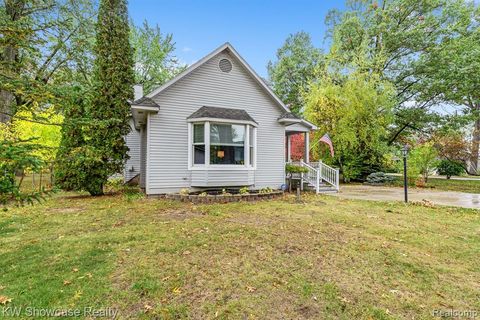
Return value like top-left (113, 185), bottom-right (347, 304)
top-left (288, 160), bottom-right (340, 193)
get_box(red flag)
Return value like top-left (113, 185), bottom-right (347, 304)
top-left (319, 133), bottom-right (334, 157)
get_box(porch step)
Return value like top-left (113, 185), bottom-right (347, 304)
top-left (305, 182), bottom-right (338, 193)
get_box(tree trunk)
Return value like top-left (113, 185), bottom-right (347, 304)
top-left (1, 46), bottom-right (18, 123)
top-left (1, 0), bottom-right (26, 123)
top-left (0, 89), bottom-right (14, 123)
top-left (469, 105), bottom-right (480, 175)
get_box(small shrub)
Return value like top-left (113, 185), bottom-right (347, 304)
top-left (409, 142), bottom-right (438, 183)
top-left (221, 188), bottom-right (231, 196)
top-left (366, 172), bottom-right (394, 184)
top-left (437, 159), bottom-right (464, 179)
top-left (104, 177), bottom-right (124, 193)
top-left (285, 163), bottom-right (308, 174)
top-left (179, 188), bottom-right (190, 195)
top-left (198, 192), bottom-right (208, 197)
top-left (239, 187), bottom-right (249, 195)
top-left (259, 187), bottom-right (274, 194)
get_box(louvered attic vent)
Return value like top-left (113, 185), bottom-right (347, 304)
top-left (219, 58), bottom-right (232, 73)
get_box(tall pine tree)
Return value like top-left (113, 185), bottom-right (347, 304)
top-left (88, 0), bottom-right (134, 195)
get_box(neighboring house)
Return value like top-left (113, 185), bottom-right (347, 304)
top-left (124, 43), bottom-right (338, 195)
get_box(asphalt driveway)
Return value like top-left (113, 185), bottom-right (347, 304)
top-left (333, 184), bottom-right (480, 209)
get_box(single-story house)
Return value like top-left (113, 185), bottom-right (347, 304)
top-left (124, 42), bottom-right (338, 195)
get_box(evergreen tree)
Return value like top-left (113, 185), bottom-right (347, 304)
top-left (56, 0), bottom-right (134, 196)
top-left (86, 0), bottom-right (134, 195)
top-left (55, 87), bottom-right (89, 191)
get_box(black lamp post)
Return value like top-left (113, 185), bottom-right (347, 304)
top-left (402, 145), bottom-right (409, 203)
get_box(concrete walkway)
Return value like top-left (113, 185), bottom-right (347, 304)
top-left (333, 184), bottom-right (480, 209)
top-left (388, 173), bottom-right (480, 181)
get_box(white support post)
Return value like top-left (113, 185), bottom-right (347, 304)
top-left (335, 168), bottom-right (340, 190)
top-left (304, 132), bottom-right (309, 163)
top-left (316, 166), bottom-right (320, 194)
top-left (300, 159), bottom-right (304, 191)
top-left (318, 160), bottom-right (323, 182)
top-left (205, 121), bottom-right (210, 167)
top-left (245, 124), bottom-right (250, 167)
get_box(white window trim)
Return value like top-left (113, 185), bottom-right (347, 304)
top-left (188, 120), bottom-right (257, 171)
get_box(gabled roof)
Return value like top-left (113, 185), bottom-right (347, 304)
top-left (188, 106), bottom-right (257, 123)
top-left (146, 42), bottom-right (290, 113)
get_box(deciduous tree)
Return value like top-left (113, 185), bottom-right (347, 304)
top-left (305, 71), bottom-right (395, 180)
top-left (130, 20), bottom-right (186, 94)
top-left (267, 32), bottom-right (323, 115)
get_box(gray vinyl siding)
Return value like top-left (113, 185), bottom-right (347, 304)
top-left (140, 126), bottom-right (147, 188)
top-left (146, 50), bottom-right (285, 194)
top-left (124, 119), bottom-right (141, 182)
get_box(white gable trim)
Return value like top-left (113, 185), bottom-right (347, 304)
top-left (285, 120), bottom-right (318, 132)
top-left (146, 42), bottom-right (290, 113)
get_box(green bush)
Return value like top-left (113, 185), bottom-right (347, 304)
top-left (341, 161), bottom-right (362, 183)
top-left (259, 187), bottom-right (274, 194)
top-left (437, 160), bottom-right (464, 179)
top-left (285, 163), bottom-right (309, 174)
top-left (239, 187), bottom-right (250, 195)
top-left (366, 172), bottom-right (395, 184)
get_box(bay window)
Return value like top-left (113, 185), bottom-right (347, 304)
top-left (190, 121), bottom-right (256, 168)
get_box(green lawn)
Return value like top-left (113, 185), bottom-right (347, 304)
top-left (1, 192), bottom-right (479, 319)
top-left (389, 176), bottom-right (480, 194)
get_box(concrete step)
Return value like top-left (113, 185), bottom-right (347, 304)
top-left (304, 183), bottom-right (338, 193)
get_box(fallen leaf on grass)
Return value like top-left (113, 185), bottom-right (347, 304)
top-left (63, 280), bottom-right (71, 286)
top-left (246, 286), bottom-right (256, 293)
top-left (182, 250), bottom-right (191, 255)
top-left (341, 297), bottom-right (350, 303)
top-left (73, 291), bottom-right (82, 300)
top-left (72, 268), bottom-right (79, 273)
top-left (161, 276), bottom-right (170, 281)
top-left (144, 304), bottom-right (153, 312)
top-left (172, 287), bottom-right (182, 294)
top-left (0, 285), bottom-right (5, 290)
top-left (0, 296), bottom-right (12, 305)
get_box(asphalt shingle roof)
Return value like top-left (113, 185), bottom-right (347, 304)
top-left (187, 106), bottom-right (257, 123)
top-left (131, 97), bottom-right (159, 108)
top-left (278, 112), bottom-right (300, 120)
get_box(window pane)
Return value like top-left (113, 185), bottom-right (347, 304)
top-left (194, 145), bottom-right (205, 164)
top-left (210, 145), bottom-right (244, 165)
top-left (249, 126), bottom-right (254, 145)
top-left (210, 124), bottom-right (245, 145)
top-left (193, 124), bottom-right (204, 143)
